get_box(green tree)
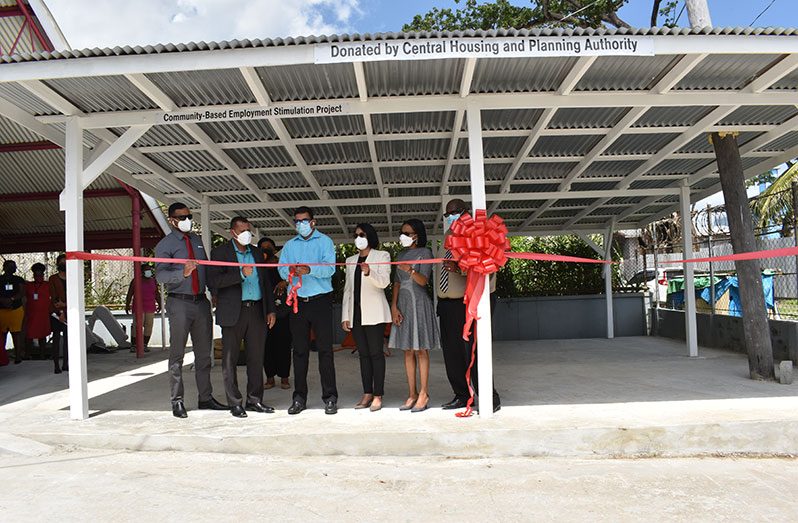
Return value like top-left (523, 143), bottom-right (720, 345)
top-left (750, 161), bottom-right (798, 236)
top-left (402, 0), bottom-right (632, 32)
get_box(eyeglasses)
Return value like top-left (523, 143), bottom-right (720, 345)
top-left (353, 232), bottom-right (367, 238)
top-left (294, 219), bottom-right (311, 225)
top-left (172, 214), bottom-right (193, 221)
top-left (443, 210), bottom-right (465, 218)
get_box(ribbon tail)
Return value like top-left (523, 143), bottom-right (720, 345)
top-left (285, 270), bottom-right (301, 314)
top-left (461, 270), bottom-right (485, 341)
top-left (455, 333), bottom-right (478, 418)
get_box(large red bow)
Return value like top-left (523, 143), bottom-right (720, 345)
top-left (445, 210), bottom-right (510, 340)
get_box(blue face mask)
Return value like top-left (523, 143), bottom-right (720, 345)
top-left (296, 220), bottom-right (313, 237)
top-left (445, 213), bottom-right (461, 230)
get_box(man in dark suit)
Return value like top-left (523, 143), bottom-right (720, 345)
top-left (208, 216), bottom-right (277, 418)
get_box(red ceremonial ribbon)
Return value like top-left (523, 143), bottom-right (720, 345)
top-left (285, 269), bottom-right (301, 314)
top-left (444, 210), bottom-right (510, 418)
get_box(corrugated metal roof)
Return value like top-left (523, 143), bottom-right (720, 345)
top-left (632, 106), bottom-right (716, 127)
top-left (44, 75), bottom-right (159, 112)
top-left (226, 145), bottom-right (294, 169)
top-left (257, 63), bottom-right (358, 101)
top-left (575, 55), bottom-right (677, 91)
top-left (382, 165), bottom-right (442, 184)
top-left (146, 149), bottom-right (224, 172)
top-left (515, 163), bottom-right (577, 181)
top-left (531, 135), bottom-right (602, 157)
top-left (0, 113), bottom-right (40, 143)
top-left (250, 171), bottom-right (309, 189)
top-left (718, 105), bottom-right (798, 126)
top-left (198, 119), bottom-right (277, 143)
top-left (371, 111), bottom-right (454, 134)
top-left (314, 168), bottom-right (374, 187)
top-left (0, 149), bottom-right (116, 193)
top-left (0, 82), bottom-right (58, 115)
top-left (125, 125), bottom-right (197, 147)
top-left (755, 131), bottom-right (798, 152)
top-left (674, 54), bottom-right (783, 90)
top-left (284, 114), bottom-right (364, 138)
top-left (472, 56), bottom-right (576, 93)
top-left (604, 133), bottom-right (680, 155)
top-left (377, 139), bottom-right (448, 161)
top-left (482, 109), bottom-right (543, 130)
top-left (299, 141), bottom-right (370, 165)
top-left (582, 160), bottom-right (645, 177)
top-left (365, 59), bottom-right (464, 96)
top-left (548, 107), bottom-right (628, 129)
top-left (647, 158), bottom-right (714, 175)
top-left (147, 69), bottom-right (256, 107)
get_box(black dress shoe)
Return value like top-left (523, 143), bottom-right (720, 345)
top-left (475, 403), bottom-right (502, 414)
top-left (441, 398), bottom-right (467, 410)
top-left (230, 405), bottom-right (248, 418)
top-left (287, 400), bottom-right (306, 415)
top-left (324, 399), bottom-right (338, 415)
top-left (172, 401), bottom-right (188, 418)
top-left (198, 397), bottom-right (228, 410)
top-left (245, 402), bottom-right (275, 413)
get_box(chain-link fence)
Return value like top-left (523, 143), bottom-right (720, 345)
top-left (621, 184), bottom-right (798, 321)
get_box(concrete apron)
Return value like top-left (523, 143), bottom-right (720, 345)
top-left (1, 337), bottom-right (797, 458)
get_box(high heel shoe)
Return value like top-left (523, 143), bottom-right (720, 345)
top-left (354, 398), bottom-right (373, 409)
top-left (399, 398), bottom-right (417, 411)
top-left (411, 401), bottom-right (429, 413)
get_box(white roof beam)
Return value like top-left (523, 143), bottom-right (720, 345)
top-left (49, 90), bottom-right (798, 130)
top-left (82, 125), bottom-right (152, 188)
top-left (651, 54), bottom-right (707, 94)
top-left (239, 67), bottom-right (271, 105)
top-left (437, 109), bottom-right (466, 233)
top-left (742, 54), bottom-right (798, 93)
top-left (460, 58), bottom-right (477, 97)
top-left (210, 188), bottom-right (679, 212)
top-left (557, 56), bottom-right (597, 95)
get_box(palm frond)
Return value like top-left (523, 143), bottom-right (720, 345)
top-left (751, 162), bottom-right (798, 230)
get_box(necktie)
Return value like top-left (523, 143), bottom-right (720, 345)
top-left (440, 249), bottom-right (453, 293)
top-left (183, 234), bottom-right (200, 295)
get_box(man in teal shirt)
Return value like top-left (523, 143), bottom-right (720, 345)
top-left (278, 206), bottom-right (338, 415)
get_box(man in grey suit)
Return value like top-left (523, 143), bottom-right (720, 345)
top-left (155, 202), bottom-right (227, 418)
top-left (208, 216), bottom-right (277, 418)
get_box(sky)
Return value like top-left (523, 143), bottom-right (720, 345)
top-left (46, 0), bottom-right (796, 50)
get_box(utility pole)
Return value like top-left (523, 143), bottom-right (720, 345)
top-left (685, 0), bottom-right (712, 27)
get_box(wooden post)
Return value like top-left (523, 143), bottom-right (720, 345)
top-left (711, 132), bottom-right (774, 380)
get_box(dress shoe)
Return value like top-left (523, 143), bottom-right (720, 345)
top-left (54, 366), bottom-right (62, 374)
top-left (198, 397), bottom-right (228, 410)
top-left (172, 401), bottom-right (188, 418)
top-left (324, 399), bottom-right (338, 415)
top-left (441, 397), bottom-right (467, 410)
top-left (280, 378), bottom-right (291, 390)
top-left (411, 401), bottom-right (429, 413)
top-left (230, 405), bottom-right (248, 418)
top-left (287, 400), bottom-right (306, 415)
top-left (475, 403), bottom-right (502, 414)
top-left (246, 402), bottom-right (275, 414)
top-left (264, 377), bottom-right (275, 390)
top-left (399, 398), bottom-right (417, 411)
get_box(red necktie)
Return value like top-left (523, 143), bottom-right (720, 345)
top-left (183, 234), bottom-right (200, 295)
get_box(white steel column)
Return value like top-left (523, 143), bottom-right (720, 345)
top-left (680, 181), bottom-right (699, 357)
top-left (200, 197), bottom-right (214, 367)
top-left (466, 106), bottom-right (494, 418)
top-left (64, 117), bottom-right (89, 420)
top-left (604, 220), bottom-right (615, 339)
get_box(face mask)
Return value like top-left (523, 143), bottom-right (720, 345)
top-left (296, 221), bottom-right (313, 237)
top-left (399, 234), bottom-right (414, 248)
top-left (57, 263), bottom-right (66, 273)
top-left (177, 218), bottom-right (192, 233)
top-left (143, 270), bottom-right (153, 278)
top-left (235, 230), bottom-right (252, 245)
top-left (445, 213), bottom-right (462, 230)
top-left (354, 236), bottom-right (369, 251)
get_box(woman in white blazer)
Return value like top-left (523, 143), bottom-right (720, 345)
top-left (341, 223), bottom-right (392, 412)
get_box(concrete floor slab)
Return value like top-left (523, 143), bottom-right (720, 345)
top-left (1, 337), bottom-right (796, 458)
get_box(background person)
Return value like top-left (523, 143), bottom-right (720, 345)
top-left (49, 254), bottom-right (68, 373)
top-left (155, 202), bottom-right (226, 418)
top-left (258, 237), bottom-right (292, 390)
top-left (23, 263), bottom-right (52, 360)
top-left (341, 223), bottom-right (391, 412)
top-left (125, 263), bottom-right (161, 352)
top-left (208, 217), bottom-right (277, 418)
top-left (278, 206), bottom-right (338, 415)
top-left (0, 260), bottom-right (26, 366)
top-left (388, 219), bottom-right (440, 413)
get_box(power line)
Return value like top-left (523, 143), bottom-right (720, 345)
top-left (751, 0), bottom-right (777, 26)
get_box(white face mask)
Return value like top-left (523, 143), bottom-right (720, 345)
top-left (177, 218), bottom-right (192, 233)
top-left (445, 213), bottom-right (462, 230)
top-left (354, 236), bottom-right (369, 251)
top-left (143, 270), bottom-right (153, 278)
top-left (235, 230), bottom-right (253, 245)
top-left (399, 234), bottom-right (414, 248)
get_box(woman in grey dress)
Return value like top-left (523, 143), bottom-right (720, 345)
top-left (389, 219), bottom-right (440, 412)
